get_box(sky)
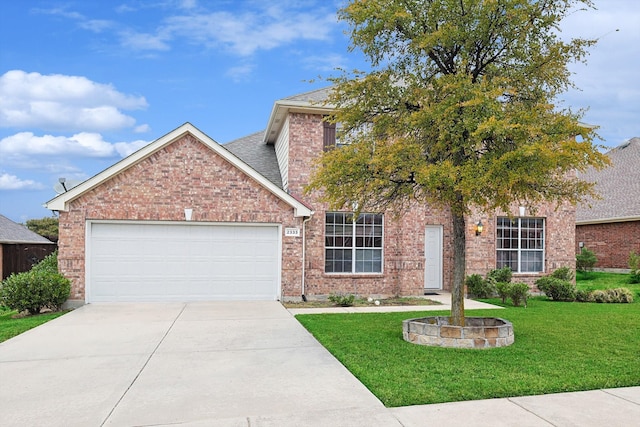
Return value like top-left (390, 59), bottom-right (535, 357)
top-left (0, 0), bottom-right (638, 224)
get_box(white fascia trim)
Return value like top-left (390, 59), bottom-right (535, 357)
top-left (576, 216), bottom-right (640, 225)
top-left (45, 123), bottom-right (312, 217)
top-left (264, 100), bottom-right (335, 144)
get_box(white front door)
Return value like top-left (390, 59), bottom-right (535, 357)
top-left (424, 225), bottom-right (443, 291)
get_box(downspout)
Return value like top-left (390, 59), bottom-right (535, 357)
top-left (301, 213), bottom-right (314, 301)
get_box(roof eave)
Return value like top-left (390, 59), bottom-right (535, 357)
top-left (264, 99), bottom-right (334, 144)
top-left (576, 215), bottom-right (640, 225)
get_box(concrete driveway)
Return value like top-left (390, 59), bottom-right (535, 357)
top-left (0, 302), bottom-right (400, 427)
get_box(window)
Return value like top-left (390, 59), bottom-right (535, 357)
top-left (496, 217), bottom-right (545, 273)
top-left (322, 121), bottom-right (348, 151)
top-left (325, 212), bottom-right (383, 273)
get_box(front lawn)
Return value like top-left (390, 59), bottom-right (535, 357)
top-left (0, 307), bottom-right (68, 343)
top-left (296, 299), bottom-right (640, 407)
top-left (577, 271), bottom-right (640, 298)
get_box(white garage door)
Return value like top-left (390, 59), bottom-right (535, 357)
top-left (88, 222), bottom-right (280, 302)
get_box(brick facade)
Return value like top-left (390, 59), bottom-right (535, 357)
top-left (58, 135), bottom-right (304, 303)
top-left (56, 110), bottom-right (577, 302)
top-left (576, 221), bottom-right (640, 269)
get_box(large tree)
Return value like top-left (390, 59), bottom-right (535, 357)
top-left (307, 0), bottom-right (609, 325)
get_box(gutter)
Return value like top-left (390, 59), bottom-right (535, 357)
top-left (301, 214), bottom-right (314, 301)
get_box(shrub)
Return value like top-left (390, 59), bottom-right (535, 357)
top-left (465, 274), bottom-right (495, 298)
top-left (575, 289), bottom-right (594, 302)
top-left (31, 250), bottom-right (58, 273)
top-left (0, 270), bottom-right (70, 315)
top-left (591, 290), bottom-right (609, 303)
top-left (551, 266), bottom-right (574, 281)
top-left (629, 251), bottom-right (640, 284)
top-left (605, 288), bottom-right (634, 303)
top-left (576, 247), bottom-right (597, 272)
top-left (487, 266), bottom-right (512, 284)
top-left (536, 277), bottom-right (575, 301)
top-left (328, 293), bottom-right (355, 307)
top-left (495, 281), bottom-right (511, 304)
top-left (509, 282), bottom-right (530, 307)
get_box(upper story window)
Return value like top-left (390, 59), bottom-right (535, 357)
top-left (496, 217), bottom-right (545, 273)
top-left (323, 121), bottom-right (349, 151)
top-left (325, 212), bottom-right (383, 273)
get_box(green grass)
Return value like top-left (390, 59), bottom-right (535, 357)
top-left (296, 298), bottom-right (640, 407)
top-left (576, 271), bottom-right (640, 298)
top-left (0, 307), bottom-right (68, 343)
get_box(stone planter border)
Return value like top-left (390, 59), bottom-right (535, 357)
top-left (403, 316), bottom-right (514, 349)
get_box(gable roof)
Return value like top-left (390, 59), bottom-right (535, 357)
top-left (45, 123), bottom-right (312, 217)
top-left (576, 137), bottom-right (640, 224)
top-left (0, 214), bottom-right (54, 244)
top-left (264, 86), bottom-right (334, 144)
top-left (224, 130), bottom-right (283, 189)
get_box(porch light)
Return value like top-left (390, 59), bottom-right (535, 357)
top-left (475, 220), bottom-right (484, 236)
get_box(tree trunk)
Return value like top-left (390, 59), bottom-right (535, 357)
top-left (450, 210), bottom-right (466, 326)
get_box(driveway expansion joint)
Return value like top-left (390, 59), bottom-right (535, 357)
top-left (99, 303), bottom-right (187, 427)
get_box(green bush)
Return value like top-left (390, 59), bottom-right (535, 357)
top-left (629, 251), bottom-right (640, 284)
top-left (487, 266), bottom-right (512, 283)
top-left (575, 289), bottom-right (594, 302)
top-left (536, 277), bottom-right (575, 301)
top-left (465, 274), bottom-right (495, 298)
top-left (31, 250), bottom-right (58, 273)
top-left (591, 290), bottom-right (609, 303)
top-left (328, 293), bottom-right (355, 307)
top-left (495, 281), bottom-right (511, 304)
top-left (0, 270), bottom-right (70, 315)
top-left (576, 247), bottom-right (597, 272)
top-left (605, 288), bottom-right (634, 303)
top-left (509, 282), bottom-right (530, 307)
top-left (551, 266), bottom-right (574, 281)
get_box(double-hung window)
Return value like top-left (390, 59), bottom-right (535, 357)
top-left (496, 217), bottom-right (545, 273)
top-left (325, 212), bottom-right (383, 273)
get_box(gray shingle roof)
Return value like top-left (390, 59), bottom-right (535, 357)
top-left (223, 131), bottom-right (284, 189)
top-left (576, 137), bottom-right (640, 223)
top-left (282, 86), bottom-right (332, 103)
top-left (0, 214), bottom-right (54, 244)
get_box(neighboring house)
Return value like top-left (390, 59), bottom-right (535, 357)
top-left (45, 88), bottom-right (575, 305)
top-left (576, 137), bottom-right (640, 270)
top-left (0, 214), bottom-right (56, 280)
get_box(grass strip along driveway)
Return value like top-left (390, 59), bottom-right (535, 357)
top-left (0, 308), bottom-right (68, 343)
top-left (296, 298), bottom-right (640, 407)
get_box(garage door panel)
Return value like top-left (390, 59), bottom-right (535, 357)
top-left (88, 223), bottom-right (280, 302)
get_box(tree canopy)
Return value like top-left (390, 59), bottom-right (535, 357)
top-left (307, 0), bottom-right (609, 324)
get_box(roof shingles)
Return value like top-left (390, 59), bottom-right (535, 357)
top-left (576, 137), bottom-right (640, 223)
top-left (0, 214), bottom-right (54, 244)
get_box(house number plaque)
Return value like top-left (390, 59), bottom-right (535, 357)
top-left (285, 228), bottom-right (301, 237)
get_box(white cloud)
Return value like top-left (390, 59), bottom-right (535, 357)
top-left (161, 9), bottom-right (336, 56)
top-left (0, 132), bottom-right (150, 159)
top-left (0, 70), bottom-right (148, 132)
top-left (226, 64), bottom-right (255, 82)
top-left (0, 173), bottom-right (44, 190)
top-left (114, 139), bottom-right (150, 157)
top-left (134, 124), bottom-right (151, 133)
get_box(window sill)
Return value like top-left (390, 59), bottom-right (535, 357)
top-left (323, 273), bottom-right (385, 278)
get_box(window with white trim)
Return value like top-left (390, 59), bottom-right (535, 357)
top-left (325, 212), bottom-right (383, 273)
top-left (496, 217), bottom-right (545, 273)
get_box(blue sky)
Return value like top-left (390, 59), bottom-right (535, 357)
top-left (1, 0), bottom-right (638, 223)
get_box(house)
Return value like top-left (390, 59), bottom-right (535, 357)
top-left (0, 214), bottom-right (56, 280)
top-left (576, 137), bottom-right (640, 270)
top-left (45, 88), bottom-right (576, 305)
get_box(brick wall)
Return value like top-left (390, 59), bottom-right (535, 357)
top-left (576, 221), bottom-right (640, 269)
top-left (58, 134), bottom-right (303, 302)
top-left (287, 112), bottom-right (577, 296)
